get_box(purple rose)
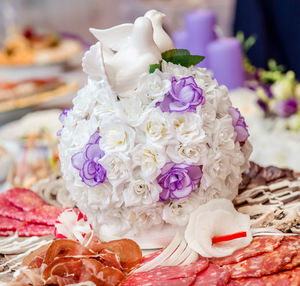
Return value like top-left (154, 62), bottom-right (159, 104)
top-left (157, 162), bottom-right (202, 201)
top-left (228, 107), bottom-right (249, 143)
top-left (159, 76), bottom-right (205, 113)
top-left (57, 108), bottom-right (71, 136)
top-left (275, 98), bottom-right (298, 118)
top-left (71, 131), bottom-right (106, 187)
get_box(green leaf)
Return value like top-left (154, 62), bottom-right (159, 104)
top-left (161, 49), bottom-right (205, 68)
top-left (162, 49), bottom-right (191, 59)
top-left (149, 62), bottom-right (162, 73)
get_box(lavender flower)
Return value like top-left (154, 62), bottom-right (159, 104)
top-left (159, 76), bottom-right (205, 113)
top-left (71, 131), bottom-right (106, 187)
top-left (228, 107), bottom-right (249, 143)
top-left (157, 162), bottom-right (202, 201)
top-left (57, 108), bottom-right (71, 136)
top-left (275, 98), bottom-right (298, 118)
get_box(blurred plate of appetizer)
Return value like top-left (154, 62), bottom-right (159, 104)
top-left (0, 78), bottom-right (77, 124)
top-left (0, 27), bottom-right (84, 67)
top-left (0, 109), bottom-right (62, 146)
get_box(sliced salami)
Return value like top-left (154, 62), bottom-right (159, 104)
top-left (0, 194), bottom-right (25, 221)
top-left (17, 223), bottom-right (55, 237)
top-left (193, 264), bottom-right (230, 286)
top-left (233, 267), bottom-right (300, 286)
top-left (264, 267), bottom-right (300, 286)
top-left (0, 216), bottom-right (22, 230)
top-left (230, 278), bottom-right (264, 286)
top-left (6, 188), bottom-right (45, 211)
top-left (141, 249), bottom-right (164, 265)
top-left (25, 205), bottom-right (64, 226)
top-left (223, 238), bottom-right (297, 278)
top-left (210, 236), bottom-right (283, 266)
top-left (281, 237), bottom-right (300, 271)
top-left (124, 256), bottom-right (208, 284)
top-left (122, 275), bottom-right (196, 286)
top-left (0, 230), bottom-right (15, 236)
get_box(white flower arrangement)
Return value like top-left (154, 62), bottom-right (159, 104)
top-left (58, 10), bottom-right (252, 243)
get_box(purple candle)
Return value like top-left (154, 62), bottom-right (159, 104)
top-left (172, 29), bottom-right (188, 49)
top-left (207, 38), bottom-right (245, 90)
top-left (184, 10), bottom-right (216, 67)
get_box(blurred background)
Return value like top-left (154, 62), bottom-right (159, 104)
top-left (0, 0), bottom-right (299, 192)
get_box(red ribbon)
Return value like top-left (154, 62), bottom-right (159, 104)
top-left (212, 231), bottom-right (247, 244)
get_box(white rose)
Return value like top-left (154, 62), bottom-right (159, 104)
top-left (93, 86), bottom-right (117, 119)
top-left (133, 143), bottom-right (167, 180)
top-left (162, 193), bottom-right (200, 226)
top-left (137, 71), bottom-right (171, 105)
top-left (169, 112), bottom-right (206, 144)
top-left (198, 101), bottom-right (217, 132)
top-left (139, 109), bottom-right (172, 145)
top-left (202, 149), bottom-right (232, 181)
top-left (99, 153), bottom-right (132, 186)
top-left (123, 179), bottom-right (160, 207)
top-left (116, 95), bottom-right (150, 127)
top-left (161, 61), bottom-right (192, 78)
top-left (100, 118), bottom-right (135, 154)
top-left (125, 204), bottom-right (164, 230)
top-left (210, 116), bottom-right (235, 152)
top-left (166, 142), bottom-right (208, 165)
top-left (71, 116), bottom-right (99, 149)
top-left (206, 85), bottom-right (231, 117)
top-left (72, 79), bottom-right (104, 118)
top-left (185, 199), bottom-right (252, 258)
top-left (95, 209), bottom-right (132, 240)
top-left (86, 181), bottom-right (122, 211)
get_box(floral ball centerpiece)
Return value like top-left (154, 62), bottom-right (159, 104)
top-left (58, 10), bottom-right (252, 246)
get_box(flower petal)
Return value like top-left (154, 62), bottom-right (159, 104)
top-left (85, 143), bottom-right (104, 161)
top-left (71, 152), bottom-right (85, 170)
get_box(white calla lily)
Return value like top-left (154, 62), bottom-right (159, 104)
top-left (185, 199), bottom-right (252, 258)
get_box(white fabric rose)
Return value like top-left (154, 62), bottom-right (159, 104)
top-left (116, 95), bottom-right (149, 127)
top-left (100, 118), bottom-right (135, 154)
top-left (185, 199), bottom-right (252, 258)
top-left (166, 142), bottom-right (208, 165)
top-left (162, 193), bottom-right (200, 226)
top-left (168, 112), bottom-right (206, 144)
top-left (132, 143), bottom-right (167, 180)
top-left (123, 178), bottom-right (160, 207)
top-left (139, 109), bottom-right (172, 145)
top-left (99, 153), bottom-right (132, 186)
top-left (137, 71), bottom-right (171, 105)
top-left (125, 204), bottom-right (164, 230)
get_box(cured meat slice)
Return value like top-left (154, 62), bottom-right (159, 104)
top-left (230, 278), bottom-right (264, 286)
top-left (121, 275), bottom-right (196, 286)
top-left (233, 267), bottom-right (300, 286)
top-left (43, 257), bottom-right (83, 281)
top-left (44, 239), bottom-right (93, 265)
top-left (261, 267), bottom-right (300, 286)
top-left (223, 238), bottom-right (297, 278)
top-left (99, 249), bottom-right (122, 270)
top-left (94, 239), bottom-right (143, 270)
top-left (0, 194), bottom-right (25, 221)
top-left (25, 205), bottom-right (64, 225)
top-left (17, 223), bottom-right (55, 237)
top-left (0, 215), bottom-right (22, 230)
top-left (141, 249), bottom-right (164, 265)
top-left (6, 188), bottom-right (45, 211)
top-left (281, 236), bottom-right (300, 271)
top-left (0, 230), bottom-right (15, 236)
top-left (193, 264), bottom-right (230, 286)
top-left (210, 236), bottom-right (283, 266)
top-left (95, 266), bottom-right (126, 286)
top-left (124, 256), bottom-right (208, 284)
